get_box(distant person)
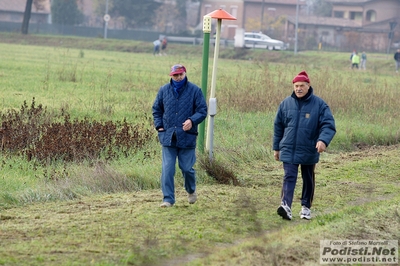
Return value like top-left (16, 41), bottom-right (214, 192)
top-left (273, 71), bottom-right (336, 220)
top-left (161, 37), bottom-right (168, 55)
top-left (360, 51), bottom-right (367, 70)
top-left (349, 50), bottom-right (356, 68)
top-left (152, 64), bottom-right (207, 208)
top-left (394, 49), bottom-right (400, 73)
top-left (153, 39), bottom-right (161, 55)
top-left (351, 52), bottom-right (360, 69)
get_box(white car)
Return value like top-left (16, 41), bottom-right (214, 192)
top-left (244, 32), bottom-right (286, 50)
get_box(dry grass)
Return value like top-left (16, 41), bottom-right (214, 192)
top-left (198, 156), bottom-right (240, 186)
top-left (0, 98), bottom-right (154, 163)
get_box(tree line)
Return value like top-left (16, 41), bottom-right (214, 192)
top-left (21, 0), bottom-right (203, 35)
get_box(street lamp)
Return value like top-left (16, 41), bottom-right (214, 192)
top-left (294, 0), bottom-right (300, 54)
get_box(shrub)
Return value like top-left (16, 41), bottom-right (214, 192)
top-left (0, 98), bottom-right (154, 164)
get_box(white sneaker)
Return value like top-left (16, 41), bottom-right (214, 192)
top-left (277, 203), bottom-right (292, 220)
top-left (300, 206), bottom-right (311, 220)
top-left (160, 202), bottom-right (172, 208)
top-left (188, 192), bottom-right (197, 204)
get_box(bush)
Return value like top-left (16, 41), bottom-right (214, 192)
top-left (0, 98), bottom-right (154, 163)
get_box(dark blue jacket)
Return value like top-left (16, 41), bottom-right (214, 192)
top-left (395, 51), bottom-right (400, 62)
top-left (152, 78), bottom-right (207, 148)
top-left (273, 87), bottom-right (336, 164)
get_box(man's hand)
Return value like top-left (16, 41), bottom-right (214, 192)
top-left (274, 150), bottom-right (280, 161)
top-left (182, 119), bottom-right (192, 131)
top-left (316, 141), bottom-right (326, 153)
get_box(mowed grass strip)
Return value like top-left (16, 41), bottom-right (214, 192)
top-left (0, 146), bottom-right (399, 265)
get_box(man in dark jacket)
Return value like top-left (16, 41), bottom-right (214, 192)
top-left (273, 70), bottom-right (336, 220)
top-left (395, 49), bottom-right (400, 73)
top-left (152, 64), bottom-right (207, 207)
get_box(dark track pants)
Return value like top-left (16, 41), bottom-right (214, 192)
top-left (281, 163), bottom-right (315, 208)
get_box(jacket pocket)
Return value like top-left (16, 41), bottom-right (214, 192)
top-left (157, 130), bottom-right (165, 144)
top-left (185, 131), bottom-right (198, 136)
top-left (184, 131), bottom-right (197, 147)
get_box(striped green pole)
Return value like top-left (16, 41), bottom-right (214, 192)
top-left (198, 15), bottom-right (211, 153)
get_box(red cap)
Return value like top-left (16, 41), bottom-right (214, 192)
top-left (169, 64), bottom-right (186, 76)
top-left (292, 70), bottom-right (310, 83)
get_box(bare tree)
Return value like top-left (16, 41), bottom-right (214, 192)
top-left (21, 0), bottom-right (33, 34)
top-left (154, 3), bottom-right (180, 33)
top-left (21, 0), bottom-right (47, 34)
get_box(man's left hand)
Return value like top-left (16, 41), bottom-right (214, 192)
top-left (182, 119), bottom-right (192, 131)
top-left (316, 141), bottom-right (326, 153)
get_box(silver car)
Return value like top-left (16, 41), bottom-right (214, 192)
top-left (244, 32), bottom-right (286, 50)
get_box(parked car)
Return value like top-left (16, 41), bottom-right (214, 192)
top-left (243, 32), bottom-right (286, 50)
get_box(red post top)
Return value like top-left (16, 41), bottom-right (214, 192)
top-left (206, 9), bottom-right (237, 20)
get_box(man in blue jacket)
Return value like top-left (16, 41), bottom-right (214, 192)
top-left (395, 49), bottom-right (400, 73)
top-left (273, 70), bottom-right (336, 220)
top-left (152, 64), bottom-right (207, 207)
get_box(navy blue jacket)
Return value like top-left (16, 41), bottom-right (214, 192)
top-left (152, 78), bottom-right (207, 148)
top-left (273, 87), bottom-right (336, 164)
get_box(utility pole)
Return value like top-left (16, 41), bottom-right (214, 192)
top-left (104, 0), bottom-right (109, 39)
top-left (294, 0), bottom-right (299, 54)
top-left (387, 21), bottom-right (397, 55)
top-left (261, 0), bottom-right (265, 32)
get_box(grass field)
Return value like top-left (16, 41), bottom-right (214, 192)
top-left (0, 33), bottom-right (399, 266)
